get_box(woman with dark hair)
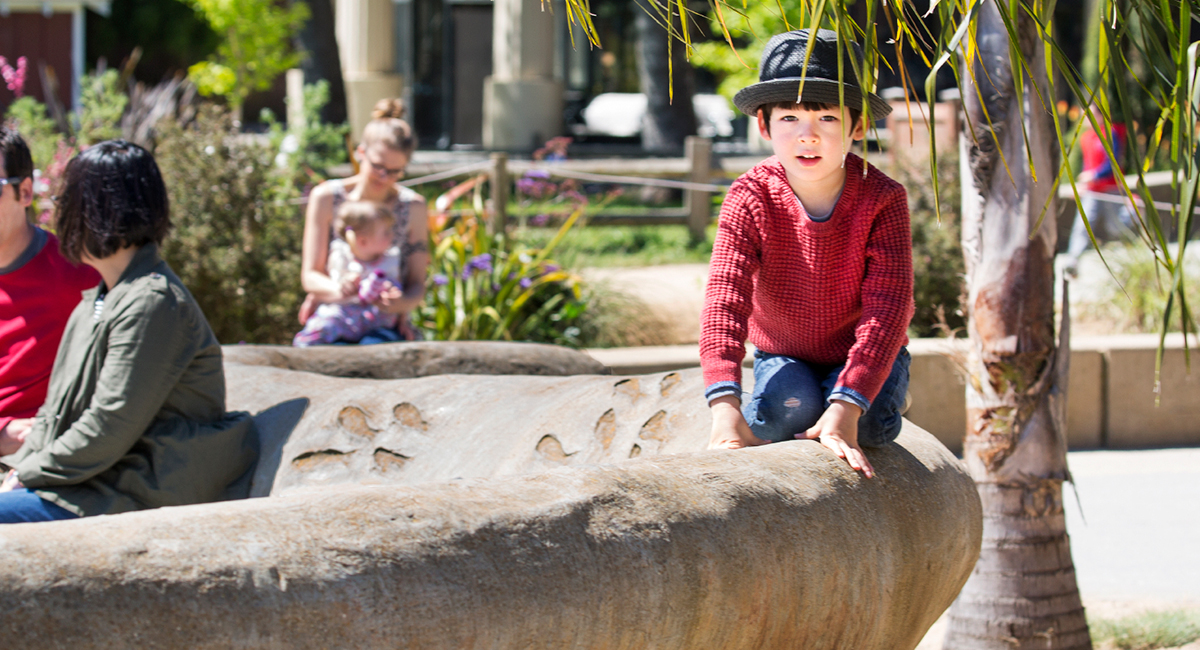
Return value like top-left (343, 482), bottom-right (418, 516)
top-left (0, 140), bottom-right (257, 523)
top-left (298, 98), bottom-right (429, 343)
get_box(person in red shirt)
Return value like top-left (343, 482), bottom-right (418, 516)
top-left (0, 129), bottom-right (99, 457)
top-left (702, 29), bottom-right (914, 478)
top-left (1064, 102), bottom-right (1136, 275)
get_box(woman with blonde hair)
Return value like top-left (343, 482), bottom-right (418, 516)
top-left (299, 98), bottom-right (429, 342)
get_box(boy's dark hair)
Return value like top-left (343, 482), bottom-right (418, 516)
top-left (56, 140), bottom-right (171, 264)
top-left (759, 101), bottom-right (863, 136)
top-left (0, 127), bottom-right (34, 184)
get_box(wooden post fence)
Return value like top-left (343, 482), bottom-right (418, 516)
top-left (490, 152), bottom-right (509, 235)
top-left (684, 137), bottom-right (713, 243)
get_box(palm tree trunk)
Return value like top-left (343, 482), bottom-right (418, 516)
top-left (944, 2), bottom-right (1091, 649)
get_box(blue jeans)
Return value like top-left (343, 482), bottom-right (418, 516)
top-left (0, 488), bottom-right (80, 524)
top-left (742, 348), bottom-right (910, 447)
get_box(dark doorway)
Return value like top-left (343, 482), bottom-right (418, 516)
top-left (449, 3), bottom-right (492, 146)
top-left (0, 12), bottom-right (74, 109)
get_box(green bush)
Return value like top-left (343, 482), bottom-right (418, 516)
top-left (155, 104), bottom-right (305, 344)
top-left (892, 158), bottom-right (967, 338)
top-left (75, 69), bottom-right (127, 145)
top-left (3, 97), bottom-right (58, 170)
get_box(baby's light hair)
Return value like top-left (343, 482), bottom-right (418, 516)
top-left (335, 200), bottom-right (395, 241)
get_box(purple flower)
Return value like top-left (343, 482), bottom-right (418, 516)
top-left (530, 214), bottom-right (549, 227)
top-left (468, 253), bottom-right (493, 274)
top-left (542, 263), bottom-right (560, 273)
top-left (519, 277), bottom-right (532, 289)
top-left (433, 274), bottom-right (449, 286)
top-left (517, 170), bottom-right (556, 199)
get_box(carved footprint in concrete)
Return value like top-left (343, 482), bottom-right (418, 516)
top-left (291, 449), bottom-right (353, 471)
top-left (392, 402), bottom-right (429, 432)
top-left (338, 406), bottom-right (378, 439)
top-left (373, 448), bottom-right (411, 473)
top-left (659, 373), bottom-right (682, 398)
top-left (536, 435), bottom-right (574, 463)
top-left (635, 410), bottom-right (671, 457)
top-left (613, 378), bottom-right (641, 404)
top-left (594, 409), bottom-right (616, 451)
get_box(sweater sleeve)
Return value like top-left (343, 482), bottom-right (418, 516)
top-left (700, 181), bottom-right (763, 401)
top-left (16, 281), bottom-right (203, 487)
top-left (831, 184), bottom-right (915, 408)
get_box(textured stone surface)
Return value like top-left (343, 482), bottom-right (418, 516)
top-left (224, 363), bottom-right (707, 496)
top-left (0, 360), bottom-right (981, 648)
top-left (0, 424), bottom-right (980, 650)
top-left (222, 340), bottom-right (609, 379)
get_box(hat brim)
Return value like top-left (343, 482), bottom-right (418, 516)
top-left (734, 78), bottom-right (892, 120)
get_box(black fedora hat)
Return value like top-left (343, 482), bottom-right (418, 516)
top-left (733, 29), bottom-right (891, 119)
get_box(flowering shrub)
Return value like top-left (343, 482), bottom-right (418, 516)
top-left (418, 195), bottom-right (588, 346)
top-left (0, 56), bottom-right (27, 97)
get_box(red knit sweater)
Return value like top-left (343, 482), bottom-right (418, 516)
top-left (700, 154), bottom-right (914, 407)
top-left (0, 231), bottom-right (99, 433)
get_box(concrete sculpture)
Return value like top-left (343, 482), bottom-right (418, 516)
top-left (0, 344), bottom-right (981, 649)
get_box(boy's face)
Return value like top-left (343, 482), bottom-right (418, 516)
top-left (758, 104), bottom-right (865, 200)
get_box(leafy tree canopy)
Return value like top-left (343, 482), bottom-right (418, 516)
top-left (184, 0), bottom-right (310, 113)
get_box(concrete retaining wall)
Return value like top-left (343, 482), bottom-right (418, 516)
top-left (588, 333), bottom-right (1200, 454)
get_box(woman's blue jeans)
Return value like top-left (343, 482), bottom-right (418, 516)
top-left (0, 488), bottom-right (80, 524)
top-left (742, 348), bottom-right (910, 447)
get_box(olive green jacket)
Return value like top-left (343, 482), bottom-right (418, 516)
top-left (9, 244), bottom-right (257, 517)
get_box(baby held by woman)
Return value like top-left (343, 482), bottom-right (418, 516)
top-left (293, 201), bottom-right (402, 346)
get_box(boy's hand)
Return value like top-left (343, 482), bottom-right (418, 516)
top-left (707, 396), bottom-right (767, 450)
top-left (799, 400), bottom-right (875, 478)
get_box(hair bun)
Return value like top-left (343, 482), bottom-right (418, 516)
top-left (371, 98), bottom-right (407, 121)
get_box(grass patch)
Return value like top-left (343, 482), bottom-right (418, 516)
top-left (1090, 609), bottom-right (1200, 650)
top-left (515, 224), bottom-right (716, 268)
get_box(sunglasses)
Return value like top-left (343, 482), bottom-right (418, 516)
top-left (363, 157), bottom-right (405, 178)
top-left (0, 177), bottom-right (25, 188)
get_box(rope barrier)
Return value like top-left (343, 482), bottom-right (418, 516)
top-left (510, 162), bottom-right (729, 193)
top-left (399, 160), bottom-right (495, 188)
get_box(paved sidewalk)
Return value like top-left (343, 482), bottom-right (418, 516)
top-left (918, 446), bottom-right (1200, 649)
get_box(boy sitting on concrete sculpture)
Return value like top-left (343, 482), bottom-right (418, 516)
top-left (701, 29), bottom-right (914, 478)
